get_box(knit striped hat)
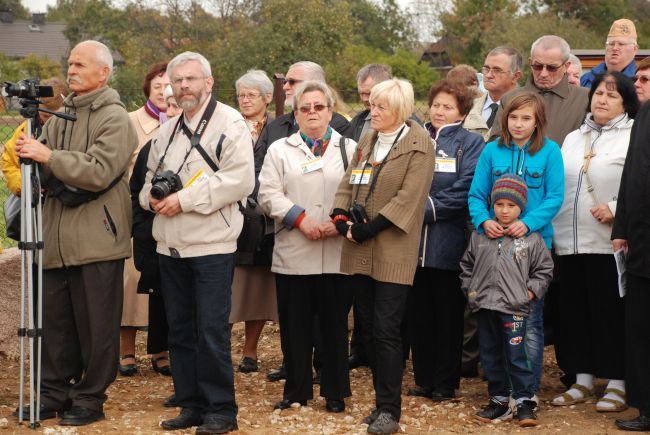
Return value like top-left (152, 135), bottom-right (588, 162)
top-left (491, 174), bottom-right (528, 211)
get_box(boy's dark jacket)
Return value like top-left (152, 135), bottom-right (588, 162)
top-left (459, 230), bottom-right (553, 316)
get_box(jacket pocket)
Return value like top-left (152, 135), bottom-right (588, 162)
top-left (103, 205), bottom-right (118, 240)
top-left (492, 165), bottom-right (511, 184)
top-left (524, 167), bottom-right (544, 189)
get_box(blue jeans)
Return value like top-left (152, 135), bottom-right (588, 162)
top-left (525, 296), bottom-right (544, 393)
top-left (159, 253), bottom-right (237, 420)
top-left (477, 309), bottom-right (535, 402)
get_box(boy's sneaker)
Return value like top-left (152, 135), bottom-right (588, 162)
top-left (475, 397), bottom-right (513, 423)
top-left (516, 400), bottom-right (538, 427)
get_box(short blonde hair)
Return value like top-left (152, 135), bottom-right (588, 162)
top-left (369, 78), bottom-right (414, 124)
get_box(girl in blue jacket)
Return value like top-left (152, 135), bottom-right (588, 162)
top-left (467, 91), bottom-right (564, 397)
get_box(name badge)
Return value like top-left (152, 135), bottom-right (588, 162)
top-left (349, 168), bottom-right (372, 184)
top-left (435, 158), bottom-right (456, 173)
top-left (185, 169), bottom-right (209, 188)
top-left (300, 157), bottom-right (324, 174)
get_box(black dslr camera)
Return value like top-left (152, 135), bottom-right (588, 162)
top-left (349, 201), bottom-right (369, 224)
top-left (150, 170), bottom-right (182, 200)
top-left (4, 79), bottom-right (54, 99)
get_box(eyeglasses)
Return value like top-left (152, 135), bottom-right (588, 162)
top-left (530, 62), bottom-right (563, 73)
top-left (171, 76), bottom-right (208, 86)
top-left (482, 66), bottom-right (509, 75)
top-left (298, 103), bottom-right (329, 113)
top-left (605, 41), bottom-right (636, 49)
top-left (635, 74), bottom-right (650, 84)
top-left (237, 92), bottom-right (262, 100)
top-left (283, 78), bottom-right (304, 86)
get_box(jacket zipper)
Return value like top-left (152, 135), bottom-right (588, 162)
top-left (103, 205), bottom-right (118, 240)
top-left (456, 147), bottom-right (463, 172)
top-left (572, 170), bottom-right (583, 254)
top-left (420, 224), bottom-right (428, 266)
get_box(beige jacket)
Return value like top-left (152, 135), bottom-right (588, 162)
top-left (258, 130), bottom-right (356, 275)
top-left (463, 93), bottom-right (491, 141)
top-left (332, 120), bottom-right (435, 285)
top-left (128, 106), bottom-right (160, 174)
top-left (139, 98), bottom-right (255, 258)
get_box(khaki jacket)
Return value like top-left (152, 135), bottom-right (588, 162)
top-left (40, 87), bottom-right (138, 269)
top-left (332, 120), bottom-right (435, 285)
top-left (463, 94), bottom-right (491, 141)
top-left (258, 130), bottom-right (356, 275)
top-left (128, 106), bottom-right (160, 174)
top-left (139, 98), bottom-right (255, 258)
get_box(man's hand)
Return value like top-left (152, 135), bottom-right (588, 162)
top-left (482, 220), bottom-right (504, 239)
top-left (528, 290), bottom-right (535, 301)
top-left (590, 204), bottom-right (614, 224)
top-left (150, 193), bottom-right (182, 217)
top-left (505, 221), bottom-right (529, 238)
top-left (15, 134), bottom-right (52, 164)
top-left (319, 221), bottom-right (339, 238)
top-left (299, 216), bottom-right (321, 240)
top-left (612, 238), bottom-right (628, 255)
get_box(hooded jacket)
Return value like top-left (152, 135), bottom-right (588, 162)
top-left (39, 86), bottom-right (138, 269)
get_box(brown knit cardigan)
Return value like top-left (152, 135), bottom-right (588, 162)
top-left (332, 120), bottom-right (435, 285)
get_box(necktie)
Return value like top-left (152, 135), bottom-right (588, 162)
top-left (487, 102), bottom-right (499, 128)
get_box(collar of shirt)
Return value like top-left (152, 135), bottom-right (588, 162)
top-left (481, 94), bottom-right (498, 121)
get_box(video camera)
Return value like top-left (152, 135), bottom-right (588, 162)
top-left (4, 79), bottom-right (54, 99)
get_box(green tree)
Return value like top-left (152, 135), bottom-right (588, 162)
top-left (18, 54), bottom-right (63, 79)
top-left (349, 0), bottom-right (416, 52)
top-left (0, 0), bottom-right (30, 19)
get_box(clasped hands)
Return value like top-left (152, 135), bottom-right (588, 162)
top-left (298, 216), bottom-right (338, 241)
top-left (482, 219), bottom-right (529, 239)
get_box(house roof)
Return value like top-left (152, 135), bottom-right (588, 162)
top-left (0, 19), bottom-right (69, 60)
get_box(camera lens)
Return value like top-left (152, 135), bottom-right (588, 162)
top-left (150, 182), bottom-right (170, 200)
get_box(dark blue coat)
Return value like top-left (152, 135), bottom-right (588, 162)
top-left (418, 122), bottom-right (485, 271)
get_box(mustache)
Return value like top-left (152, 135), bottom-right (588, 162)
top-left (67, 76), bottom-right (82, 86)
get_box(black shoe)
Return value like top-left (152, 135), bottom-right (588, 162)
top-left (367, 411), bottom-right (400, 434)
top-left (325, 398), bottom-right (345, 413)
top-left (363, 408), bottom-right (379, 425)
top-left (163, 393), bottom-right (179, 408)
top-left (13, 403), bottom-right (63, 420)
top-left (119, 354), bottom-right (138, 376)
top-left (196, 414), bottom-right (238, 434)
top-left (273, 399), bottom-right (307, 410)
top-left (348, 353), bottom-right (369, 369)
top-left (516, 400), bottom-right (538, 427)
top-left (430, 389), bottom-right (455, 402)
top-left (160, 408), bottom-right (203, 430)
top-left (406, 385), bottom-right (433, 398)
top-left (59, 405), bottom-right (105, 426)
top-left (475, 397), bottom-right (513, 423)
top-left (238, 356), bottom-right (258, 373)
top-left (313, 369), bottom-right (321, 385)
top-left (151, 356), bottom-right (172, 376)
top-left (267, 365), bottom-right (286, 382)
top-left (616, 413), bottom-right (650, 431)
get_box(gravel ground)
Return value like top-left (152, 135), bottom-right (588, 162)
top-left (0, 250), bottom-right (637, 433)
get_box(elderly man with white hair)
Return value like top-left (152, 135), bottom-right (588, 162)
top-left (14, 40), bottom-right (138, 426)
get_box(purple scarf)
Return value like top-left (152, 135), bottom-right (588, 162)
top-left (144, 99), bottom-right (168, 124)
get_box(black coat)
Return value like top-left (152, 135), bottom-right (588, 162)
top-left (346, 109), bottom-right (369, 142)
top-left (130, 140), bottom-right (160, 294)
top-left (612, 101), bottom-right (650, 279)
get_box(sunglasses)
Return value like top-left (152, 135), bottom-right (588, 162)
top-left (283, 78), bottom-right (304, 86)
top-left (298, 104), bottom-right (329, 113)
top-left (634, 75), bottom-right (650, 84)
top-left (530, 63), bottom-right (562, 73)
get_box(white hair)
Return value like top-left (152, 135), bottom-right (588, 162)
top-left (531, 35), bottom-right (571, 62)
top-left (568, 54), bottom-right (582, 71)
top-left (289, 61), bottom-right (326, 82)
top-left (292, 80), bottom-right (335, 109)
top-left (235, 69), bottom-right (273, 95)
top-left (76, 40), bottom-right (113, 76)
top-left (167, 51), bottom-right (212, 78)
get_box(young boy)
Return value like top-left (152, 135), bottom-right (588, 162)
top-left (460, 174), bottom-right (553, 427)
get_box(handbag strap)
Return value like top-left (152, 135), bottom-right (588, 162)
top-left (339, 136), bottom-right (348, 171)
top-left (582, 131), bottom-right (601, 206)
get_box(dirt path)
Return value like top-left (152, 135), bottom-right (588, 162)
top-left (0, 252), bottom-right (637, 434)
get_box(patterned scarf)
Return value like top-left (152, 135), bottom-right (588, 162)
top-left (300, 126), bottom-right (332, 157)
top-left (144, 99), bottom-right (168, 124)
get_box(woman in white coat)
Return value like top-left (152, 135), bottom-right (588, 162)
top-left (552, 72), bottom-right (639, 412)
top-left (258, 81), bottom-right (356, 413)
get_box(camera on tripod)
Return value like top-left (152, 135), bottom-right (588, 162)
top-left (150, 170), bottom-right (183, 200)
top-left (4, 79), bottom-right (54, 99)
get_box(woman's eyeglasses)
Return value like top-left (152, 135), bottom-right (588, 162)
top-left (634, 75), bottom-right (650, 84)
top-left (298, 104), bottom-right (329, 113)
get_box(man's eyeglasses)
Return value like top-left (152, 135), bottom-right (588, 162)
top-left (634, 74), bottom-right (650, 84)
top-left (237, 92), bottom-right (262, 101)
top-left (482, 66), bottom-right (509, 75)
top-left (298, 104), bottom-right (329, 113)
top-left (283, 78), bottom-right (304, 86)
top-left (171, 76), bottom-right (208, 86)
top-left (530, 63), bottom-right (562, 73)
top-left (605, 41), bottom-right (636, 49)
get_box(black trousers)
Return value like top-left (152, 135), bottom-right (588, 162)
top-left (276, 274), bottom-right (352, 401)
top-left (41, 260), bottom-right (124, 412)
top-left (349, 299), bottom-right (367, 359)
top-left (352, 275), bottom-right (409, 419)
top-left (556, 254), bottom-right (625, 379)
top-left (626, 273), bottom-right (650, 413)
top-left (147, 290), bottom-right (169, 354)
top-left (409, 267), bottom-right (465, 391)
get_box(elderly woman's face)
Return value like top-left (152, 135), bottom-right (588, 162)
top-left (591, 79), bottom-right (625, 126)
top-left (150, 73), bottom-right (170, 111)
top-left (295, 90), bottom-right (332, 136)
top-left (370, 98), bottom-right (400, 133)
top-left (238, 86), bottom-right (271, 120)
top-left (166, 97), bottom-right (182, 117)
top-left (430, 91), bottom-right (464, 130)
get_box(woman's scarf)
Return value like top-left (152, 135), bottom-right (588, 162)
top-left (300, 126), bottom-right (332, 157)
top-left (144, 99), bottom-right (168, 124)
